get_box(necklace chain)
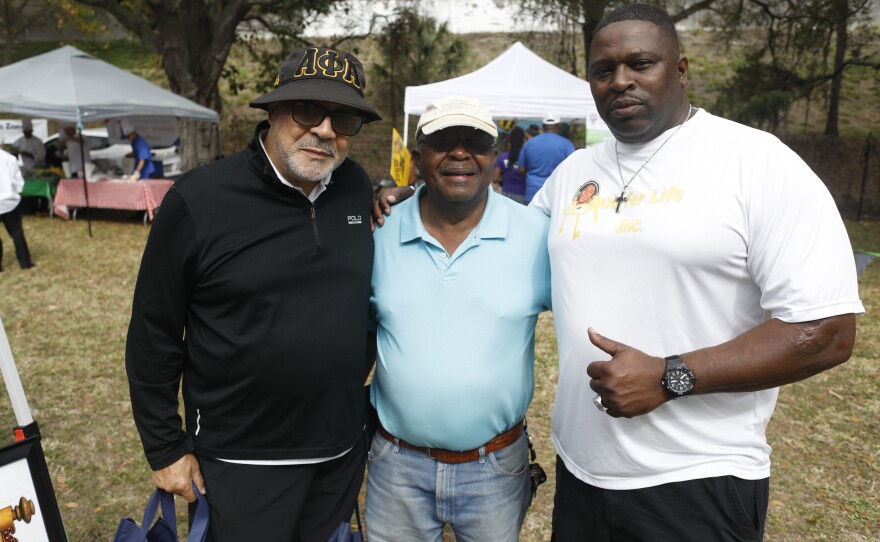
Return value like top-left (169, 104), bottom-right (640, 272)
top-left (613, 105), bottom-right (694, 213)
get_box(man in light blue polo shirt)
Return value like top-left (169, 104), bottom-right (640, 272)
top-left (366, 95), bottom-right (551, 541)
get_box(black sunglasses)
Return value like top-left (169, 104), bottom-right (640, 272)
top-left (291, 101), bottom-right (364, 136)
top-left (418, 129), bottom-right (496, 155)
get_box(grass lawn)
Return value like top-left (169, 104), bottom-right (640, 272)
top-left (0, 211), bottom-right (876, 540)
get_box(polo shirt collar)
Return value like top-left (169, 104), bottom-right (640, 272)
top-left (399, 185), bottom-right (509, 243)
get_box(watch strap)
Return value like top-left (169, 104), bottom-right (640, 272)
top-left (662, 354), bottom-right (694, 398)
top-left (664, 354), bottom-right (685, 369)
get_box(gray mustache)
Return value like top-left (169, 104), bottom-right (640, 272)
top-left (295, 138), bottom-right (338, 157)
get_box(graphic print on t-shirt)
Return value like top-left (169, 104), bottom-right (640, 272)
top-left (558, 178), bottom-right (685, 240)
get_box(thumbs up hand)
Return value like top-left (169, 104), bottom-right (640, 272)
top-left (586, 328), bottom-right (669, 418)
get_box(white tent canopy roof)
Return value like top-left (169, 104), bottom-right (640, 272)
top-left (0, 45), bottom-right (219, 123)
top-left (402, 42), bottom-right (608, 144)
top-left (404, 41), bottom-right (604, 121)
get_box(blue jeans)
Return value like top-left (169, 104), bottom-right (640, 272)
top-left (365, 430), bottom-right (532, 541)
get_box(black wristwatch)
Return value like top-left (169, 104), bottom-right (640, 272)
top-left (661, 355), bottom-right (695, 398)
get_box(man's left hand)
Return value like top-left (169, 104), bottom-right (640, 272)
top-left (586, 328), bottom-right (669, 418)
top-left (371, 185), bottom-right (415, 231)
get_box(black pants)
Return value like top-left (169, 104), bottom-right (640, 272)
top-left (192, 441), bottom-right (366, 542)
top-left (0, 203), bottom-right (33, 270)
top-left (551, 455), bottom-right (769, 542)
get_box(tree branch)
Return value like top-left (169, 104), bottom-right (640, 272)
top-left (671, 0), bottom-right (719, 22)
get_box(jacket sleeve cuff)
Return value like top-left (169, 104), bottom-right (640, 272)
top-left (146, 434), bottom-right (196, 471)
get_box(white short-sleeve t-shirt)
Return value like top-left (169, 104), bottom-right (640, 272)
top-left (530, 109), bottom-right (864, 490)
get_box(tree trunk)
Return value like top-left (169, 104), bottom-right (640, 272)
top-left (75, 0), bottom-right (252, 171)
top-left (152, 2), bottom-right (246, 170)
top-left (3, 36), bottom-right (12, 66)
top-left (580, 0), bottom-right (607, 80)
top-left (825, 0), bottom-right (848, 136)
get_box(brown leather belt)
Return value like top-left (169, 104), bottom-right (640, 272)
top-left (377, 420), bottom-right (524, 464)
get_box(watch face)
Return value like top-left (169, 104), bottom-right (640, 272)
top-left (666, 368), bottom-right (694, 394)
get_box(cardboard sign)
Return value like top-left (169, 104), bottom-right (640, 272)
top-left (105, 117), bottom-right (180, 147)
top-left (0, 119), bottom-right (49, 145)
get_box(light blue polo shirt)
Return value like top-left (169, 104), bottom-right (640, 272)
top-left (370, 187), bottom-right (551, 451)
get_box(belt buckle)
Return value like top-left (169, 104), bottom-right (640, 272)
top-left (426, 448), bottom-right (438, 461)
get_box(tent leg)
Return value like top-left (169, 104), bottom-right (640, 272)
top-left (0, 316), bottom-right (35, 428)
top-left (403, 115), bottom-right (410, 147)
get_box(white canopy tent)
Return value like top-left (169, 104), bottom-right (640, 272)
top-left (0, 45), bottom-right (220, 236)
top-left (403, 42), bottom-right (610, 145)
top-left (0, 45), bottom-right (219, 123)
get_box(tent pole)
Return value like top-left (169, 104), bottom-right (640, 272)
top-left (0, 316), bottom-right (34, 428)
top-left (403, 115), bottom-right (410, 147)
top-left (585, 117), bottom-right (588, 147)
top-left (76, 124), bottom-right (93, 238)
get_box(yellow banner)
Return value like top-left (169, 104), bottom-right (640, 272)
top-left (390, 128), bottom-right (411, 187)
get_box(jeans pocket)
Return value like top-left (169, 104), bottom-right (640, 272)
top-left (367, 433), bottom-right (393, 463)
top-left (726, 476), bottom-right (760, 540)
top-left (488, 433), bottom-right (529, 477)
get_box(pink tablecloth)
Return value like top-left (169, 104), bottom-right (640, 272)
top-left (52, 178), bottom-right (174, 221)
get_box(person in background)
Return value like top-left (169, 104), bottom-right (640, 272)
top-left (525, 124), bottom-right (539, 140)
top-left (0, 148), bottom-right (34, 271)
top-left (493, 126), bottom-right (527, 204)
top-left (366, 95), bottom-right (550, 541)
top-left (12, 118), bottom-right (46, 176)
top-left (518, 114), bottom-right (575, 203)
top-left (529, 4), bottom-right (863, 540)
top-left (119, 119), bottom-right (156, 180)
top-left (126, 45), bottom-right (381, 541)
top-left (59, 123), bottom-right (91, 178)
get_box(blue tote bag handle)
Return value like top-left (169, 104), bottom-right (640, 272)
top-left (115, 482), bottom-right (208, 542)
top-left (186, 483), bottom-right (209, 542)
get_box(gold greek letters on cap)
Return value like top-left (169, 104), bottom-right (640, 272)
top-left (341, 58), bottom-right (362, 90)
top-left (317, 50), bottom-right (346, 78)
top-left (294, 48), bottom-right (319, 77)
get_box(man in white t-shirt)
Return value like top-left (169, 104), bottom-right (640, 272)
top-left (59, 123), bottom-right (91, 177)
top-left (0, 149), bottom-right (34, 271)
top-left (529, 4), bottom-right (864, 541)
top-left (12, 118), bottom-right (45, 175)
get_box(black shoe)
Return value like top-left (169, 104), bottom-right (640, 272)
top-left (20, 263), bottom-right (34, 270)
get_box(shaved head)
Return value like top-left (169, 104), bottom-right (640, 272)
top-left (593, 3), bottom-right (681, 57)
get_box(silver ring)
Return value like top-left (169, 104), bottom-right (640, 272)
top-left (593, 394), bottom-right (608, 412)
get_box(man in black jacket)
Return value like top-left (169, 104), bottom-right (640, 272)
top-left (126, 46), bottom-right (380, 541)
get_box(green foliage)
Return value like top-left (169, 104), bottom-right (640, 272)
top-left (369, 6), bottom-right (469, 127)
top-left (0, 0), bottom-right (108, 65)
top-left (704, 0), bottom-right (880, 135)
top-left (712, 49), bottom-right (800, 130)
top-left (234, 0), bottom-right (341, 97)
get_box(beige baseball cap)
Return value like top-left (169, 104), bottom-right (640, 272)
top-left (416, 96), bottom-right (497, 138)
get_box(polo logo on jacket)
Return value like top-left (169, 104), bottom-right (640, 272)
top-left (348, 215), bottom-right (362, 225)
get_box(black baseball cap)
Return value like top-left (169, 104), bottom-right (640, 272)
top-left (250, 46), bottom-right (381, 122)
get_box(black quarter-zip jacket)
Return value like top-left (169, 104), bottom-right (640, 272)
top-left (126, 122), bottom-right (374, 470)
